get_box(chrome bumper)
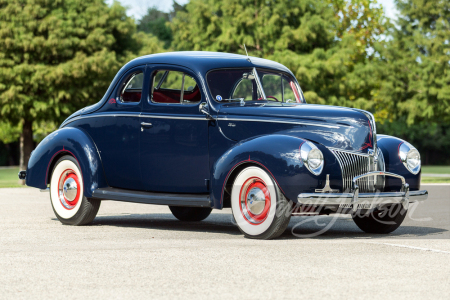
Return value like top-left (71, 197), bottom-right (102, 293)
top-left (297, 171), bottom-right (428, 212)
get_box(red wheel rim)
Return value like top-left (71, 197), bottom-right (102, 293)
top-left (239, 177), bottom-right (271, 225)
top-left (58, 169), bottom-right (81, 210)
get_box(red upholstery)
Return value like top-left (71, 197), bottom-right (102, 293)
top-left (184, 86), bottom-right (201, 102)
top-left (153, 90), bottom-right (180, 103)
top-left (153, 86), bottom-right (201, 103)
top-left (121, 91), bottom-right (141, 103)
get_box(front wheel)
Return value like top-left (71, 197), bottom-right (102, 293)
top-left (352, 204), bottom-right (407, 234)
top-left (50, 155), bottom-right (101, 225)
top-left (231, 166), bottom-right (291, 239)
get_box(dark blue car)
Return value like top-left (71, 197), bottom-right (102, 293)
top-left (21, 52), bottom-right (428, 239)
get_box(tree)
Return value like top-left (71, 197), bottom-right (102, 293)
top-left (170, 0), bottom-right (387, 112)
top-left (377, 0), bottom-right (450, 125)
top-left (137, 2), bottom-right (186, 48)
top-left (373, 0), bottom-right (450, 164)
top-left (0, 0), bottom-right (163, 176)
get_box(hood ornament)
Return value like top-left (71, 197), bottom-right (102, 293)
top-left (315, 174), bottom-right (339, 193)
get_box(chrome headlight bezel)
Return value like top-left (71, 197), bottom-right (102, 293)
top-left (399, 142), bottom-right (421, 175)
top-left (300, 141), bottom-right (324, 176)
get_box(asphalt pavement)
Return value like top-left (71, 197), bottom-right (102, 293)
top-left (0, 184), bottom-right (449, 300)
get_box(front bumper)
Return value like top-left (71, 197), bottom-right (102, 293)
top-left (298, 171), bottom-right (428, 212)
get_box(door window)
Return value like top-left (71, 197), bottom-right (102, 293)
top-left (151, 70), bottom-right (201, 104)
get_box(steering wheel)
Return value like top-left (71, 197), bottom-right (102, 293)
top-left (257, 96), bottom-right (280, 102)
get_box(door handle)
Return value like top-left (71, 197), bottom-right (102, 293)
top-left (141, 122), bottom-right (153, 129)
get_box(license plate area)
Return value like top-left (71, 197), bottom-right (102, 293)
top-left (339, 203), bottom-right (373, 210)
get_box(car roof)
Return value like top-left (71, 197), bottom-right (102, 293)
top-left (124, 51), bottom-right (293, 75)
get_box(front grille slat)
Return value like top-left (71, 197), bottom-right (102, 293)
top-left (331, 148), bottom-right (381, 193)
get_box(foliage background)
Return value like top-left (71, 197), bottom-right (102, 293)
top-left (0, 0), bottom-right (449, 167)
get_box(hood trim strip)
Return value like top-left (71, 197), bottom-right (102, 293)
top-left (217, 117), bottom-right (340, 129)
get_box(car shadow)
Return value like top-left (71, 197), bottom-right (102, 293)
top-left (282, 215), bottom-right (448, 240)
top-left (90, 213), bottom-right (242, 236)
top-left (64, 212), bottom-right (449, 240)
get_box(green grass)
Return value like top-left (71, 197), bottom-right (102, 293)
top-left (421, 177), bottom-right (450, 184)
top-left (421, 165), bottom-right (450, 174)
top-left (0, 167), bottom-right (26, 188)
top-left (1, 165), bottom-right (449, 188)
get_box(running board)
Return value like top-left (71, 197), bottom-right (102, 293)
top-left (92, 187), bottom-right (211, 207)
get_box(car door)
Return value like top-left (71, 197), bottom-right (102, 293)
top-left (139, 65), bottom-right (210, 194)
top-left (86, 66), bottom-right (147, 190)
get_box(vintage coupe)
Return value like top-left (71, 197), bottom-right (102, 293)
top-left (20, 52), bottom-right (428, 239)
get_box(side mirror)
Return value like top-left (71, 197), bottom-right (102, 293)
top-left (199, 102), bottom-right (213, 120)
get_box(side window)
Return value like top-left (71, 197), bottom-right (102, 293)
top-left (119, 71), bottom-right (144, 103)
top-left (151, 70), bottom-right (201, 104)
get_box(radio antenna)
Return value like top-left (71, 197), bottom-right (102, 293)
top-left (243, 44), bottom-right (251, 62)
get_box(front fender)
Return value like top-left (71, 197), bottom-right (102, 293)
top-left (26, 127), bottom-right (108, 197)
top-left (377, 134), bottom-right (421, 191)
top-left (211, 134), bottom-right (342, 209)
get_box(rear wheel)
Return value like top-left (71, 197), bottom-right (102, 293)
top-left (231, 166), bottom-right (291, 239)
top-left (50, 155), bottom-right (101, 225)
top-left (169, 206), bottom-right (212, 222)
top-left (352, 204), bottom-right (407, 234)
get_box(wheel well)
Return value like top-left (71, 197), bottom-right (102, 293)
top-left (222, 162), bottom-right (260, 208)
top-left (46, 152), bottom-right (73, 186)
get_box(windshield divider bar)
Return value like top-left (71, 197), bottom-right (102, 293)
top-left (253, 67), bottom-right (266, 100)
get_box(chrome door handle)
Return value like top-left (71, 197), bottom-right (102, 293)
top-left (141, 122), bottom-right (152, 128)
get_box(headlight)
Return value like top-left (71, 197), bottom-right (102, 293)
top-left (399, 142), bottom-right (421, 175)
top-left (300, 141), bottom-right (324, 175)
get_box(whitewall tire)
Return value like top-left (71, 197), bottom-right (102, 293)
top-left (50, 155), bottom-right (101, 225)
top-left (231, 166), bottom-right (291, 239)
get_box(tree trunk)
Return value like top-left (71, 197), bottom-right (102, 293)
top-left (19, 119), bottom-right (33, 185)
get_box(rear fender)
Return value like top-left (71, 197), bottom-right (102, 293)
top-left (211, 134), bottom-right (341, 209)
top-left (26, 127), bottom-right (108, 197)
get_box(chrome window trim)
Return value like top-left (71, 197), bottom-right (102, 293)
top-left (116, 68), bottom-right (145, 105)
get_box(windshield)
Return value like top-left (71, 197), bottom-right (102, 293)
top-left (207, 68), bottom-right (304, 103)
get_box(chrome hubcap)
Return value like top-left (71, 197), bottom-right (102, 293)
top-left (63, 177), bottom-right (78, 201)
top-left (239, 177), bottom-right (271, 224)
top-left (246, 187), bottom-right (266, 215)
top-left (58, 170), bottom-right (80, 210)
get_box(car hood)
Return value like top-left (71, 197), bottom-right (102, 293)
top-left (217, 103), bottom-right (375, 152)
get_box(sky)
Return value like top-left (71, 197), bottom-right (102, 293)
top-left (106, 0), bottom-right (398, 21)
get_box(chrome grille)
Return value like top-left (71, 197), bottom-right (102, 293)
top-left (331, 148), bottom-right (385, 192)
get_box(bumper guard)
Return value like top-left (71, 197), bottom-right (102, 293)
top-left (298, 171), bottom-right (428, 212)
